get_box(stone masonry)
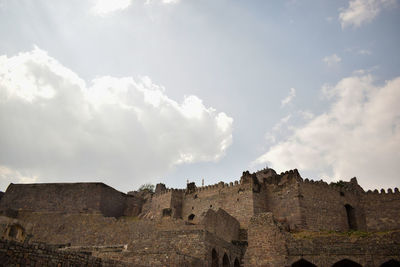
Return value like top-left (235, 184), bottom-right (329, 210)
top-left (0, 167), bottom-right (399, 266)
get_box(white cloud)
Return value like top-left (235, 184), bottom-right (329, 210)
top-left (358, 49), bottom-right (372, 55)
top-left (323, 54), bottom-right (342, 66)
top-left (281, 88), bottom-right (296, 107)
top-left (298, 110), bottom-right (314, 120)
top-left (162, 0), bottom-right (179, 4)
top-left (339, 0), bottom-right (396, 28)
top-left (0, 47), bottom-right (233, 191)
top-left (91, 0), bottom-right (133, 16)
top-left (0, 166), bottom-right (38, 186)
top-left (272, 114), bottom-right (292, 131)
top-left (254, 74), bottom-right (400, 190)
top-left (145, 0), bottom-right (180, 5)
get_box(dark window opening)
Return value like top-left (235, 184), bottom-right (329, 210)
top-left (210, 204), bottom-right (213, 208)
top-left (237, 198), bottom-right (239, 202)
top-left (340, 191), bottom-right (345, 196)
top-left (381, 259), bottom-right (400, 267)
top-left (162, 208), bottom-right (172, 217)
top-left (332, 259), bottom-right (362, 267)
top-left (9, 225), bottom-right (18, 238)
top-left (194, 194), bottom-right (198, 199)
top-left (222, 253), bottom-right (230, 267)
top-left (211, 249), bottom-right (219, 267)
top-left (188, 214), bottom-right (195, 221)
top-left (345, 204), bottom-right (357, 230)
top-left (234, 258), bottom-right (240, 267)
top-left (192, 206), bottom-right (194, 210)
top-left (292, 259), bottom-right (317, 267)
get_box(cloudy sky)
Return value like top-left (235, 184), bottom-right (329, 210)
top-left (0, 0), bottom-right (399, 192)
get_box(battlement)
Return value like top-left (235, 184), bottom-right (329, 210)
top-left (366, 188), bottom-right (400, 194)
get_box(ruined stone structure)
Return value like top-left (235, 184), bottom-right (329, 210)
top-left (0, 168), bottom-right (399, 266)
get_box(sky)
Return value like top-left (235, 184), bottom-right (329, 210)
top-left (0, 0), bottom-right (399, 193)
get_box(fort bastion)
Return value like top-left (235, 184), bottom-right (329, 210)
top-left (0, 168), bottom-right (399, 266)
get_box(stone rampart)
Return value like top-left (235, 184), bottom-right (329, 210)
top-left (245, 212), bottom-right (400, 267)
top-left (297, 178), bottom-right (367, 231)
top-left (363, 188), bottom-right (400, 231)
top-left (0, 239), bottom-right (128, 267)
top-left (287, 230), bottom-right (400, 267)
top-left (0, 183), bottom-right (128, 218)
top-left (201, 208), bottom-right (240, 243)
top-left (181, 181), bottom-right (255, 227)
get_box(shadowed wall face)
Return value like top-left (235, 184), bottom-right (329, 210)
top-left (0, 183), bottom-right (128, 217)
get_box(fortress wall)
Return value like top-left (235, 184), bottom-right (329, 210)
top-left (287, 230), bottom-right (400, 267)
top-left (181, 181), bottom-right (254, 227)
top-left (127, 229), bottom-right (242, 267)
top-left (265, 178), bottom-right (303, 231)
top-left (252, 185), bottom-right (269, 215)
top-left (0, 239), bottom-right (128, 267)
top-left (147, 191), bottom-right (171, 218)
top-left (100, 185), bottom-right (128, 218)
top-left (244, 212), bottom-right (289, 267)
top-left (170, 190), bottom-right (184, 219)
top-left (363, 188), bottom-right (400, 231)
top-left (0, 183), bottom-right (103, 214)
top-left (204, 230), bottom-right (244, 267)
top-left (299, 179), bottom-right (366, 231)
top-left (297, 180), bottom-right (366, 231)
top-left (148, 189), bottom-right (185, 219)
top-left (124, 195), bottom-right (143, 217)
top-left (201, 208), bottom-right (240, 243)
top-left (18, 212), bottom-right (156, 246)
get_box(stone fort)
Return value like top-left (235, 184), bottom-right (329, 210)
top-left (0, 168), bottom-right (399, 266)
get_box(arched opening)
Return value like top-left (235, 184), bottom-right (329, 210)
top-left (9, 225), bottom-right (18, 238)
top-left (188, 214), bottom-right (195, 221)
top-left (345, 204), bottom-right (357, 230)
top-left (381, 260), bottom-right (400, 267)
top-left (5, 224), bottom-right (26, 242)
top-left (332, 259), bottom-right (362, 267)
top-left (211, 249), bottom-right (219, 267)
top-left (234, 258), bottom-right (240, 267)
top-left (292, 259), bottom-right (317, 267)
top-left (222, 253), bottom-right (230, 267)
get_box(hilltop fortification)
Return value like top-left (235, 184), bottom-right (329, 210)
top-left (0, 168), bottom-right (399, 266)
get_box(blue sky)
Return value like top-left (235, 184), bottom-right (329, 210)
top-left (0, 0), bottom-right (399, 192)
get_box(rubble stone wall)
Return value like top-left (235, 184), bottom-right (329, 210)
top-left (287, 230), bottom-right (400, 267)
top-left (181, 182), bottom-right (254, 227)
top-left (0, 239), bottom-right (128, 267)
top-left (297, 180), bottom-right (367, 231)
top-left (363, 189), bottom-right (400, 231)
top-left (0, 183), bottom-right (130, 218)
top-left (265, 179), bottom-right (303, 231)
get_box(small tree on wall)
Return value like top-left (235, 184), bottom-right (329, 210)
top-left (138, 183), bottom-right (155, 193)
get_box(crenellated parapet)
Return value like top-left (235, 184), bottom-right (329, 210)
top-left (366, 188), bottom-right (400, 194)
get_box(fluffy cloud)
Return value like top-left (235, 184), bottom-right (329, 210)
top-left (281, 88), bottom-right (296, 107)
top-left (255, 74), bottom-right (400, 190)
top-left (91, 0), bottom-right (133, 16)
top-left (0, 47), bottom-right (233, 191)
top-left (323, 54), bottom-right (342, 66)
top-left (339, 0), bottom-right (396, 28)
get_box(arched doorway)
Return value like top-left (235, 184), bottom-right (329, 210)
top-left (4, 224), bottom-right (26, 242)
top-left (222, 253), bottom-right (230, 267)
top-left (332, 259), bottom-right (362, 267)
top-left (292, 259), bottom-right (317, 267)
top-left (381, 260), bottom-right (400, 267)
top-left (212, 249), bottom-right (219, 267)
top-left (234, 258), bottom-right (240, 267)
top-left (345, 204), bottom-right (357, 230)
